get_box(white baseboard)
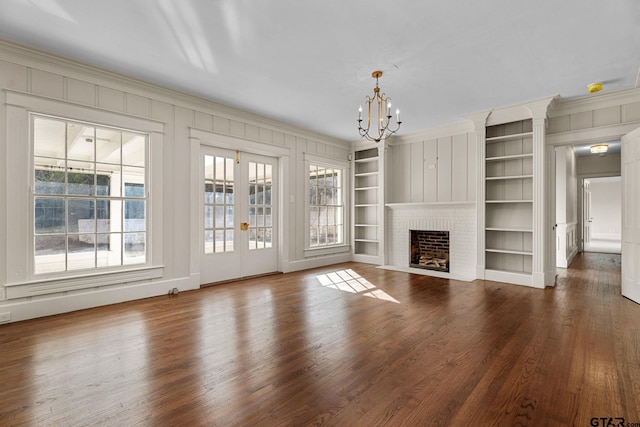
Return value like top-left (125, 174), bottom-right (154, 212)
top-left (0, 276), bottom-right (193, 323)
top-left (284, 253), bottom-right (352, 273)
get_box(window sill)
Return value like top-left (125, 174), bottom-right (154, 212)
top-left (5, 266), bottom-right (164, 299)
top-left (304, 244), bottom-right (351, 258)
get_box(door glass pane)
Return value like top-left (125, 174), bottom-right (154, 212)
top-left (248, 161), bottom-right (273, 251)
top-left (204, 154), bottom-right (234, 254)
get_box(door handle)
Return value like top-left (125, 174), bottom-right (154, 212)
top-left (240, 222), bottom-right (249, 231)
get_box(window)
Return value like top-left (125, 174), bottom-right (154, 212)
top-left (309, 164), bottom-right (344, 247)
top-left (32, 115), bottom-right (148, 274)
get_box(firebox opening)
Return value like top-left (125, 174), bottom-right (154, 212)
top-left (410, 230), bottom-right (450, 273)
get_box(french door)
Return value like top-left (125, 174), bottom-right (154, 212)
top-left (199, 146), bottom-right (278, 284)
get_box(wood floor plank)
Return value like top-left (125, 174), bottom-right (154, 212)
top-left (1, 253), bottom-right (639, 426)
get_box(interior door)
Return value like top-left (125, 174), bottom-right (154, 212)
top-left (622, 129), bottom-right (640, 304)
top-left (583, 180), bottom-right (592, 251)
top-left (200, 147), bottom-right (278, 284)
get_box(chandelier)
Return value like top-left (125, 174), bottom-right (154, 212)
top-left (357, 71), bottom-right (402, 142)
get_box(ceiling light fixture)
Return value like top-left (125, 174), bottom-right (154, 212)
top-left (358, 71), bottom-right (402, 142)
top-left (590, 144), bottom-right (608, 154)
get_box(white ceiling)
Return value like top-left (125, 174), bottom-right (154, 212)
top-left (1, 0), bottom-right (639, 142)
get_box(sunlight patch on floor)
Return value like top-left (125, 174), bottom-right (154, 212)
top-left (316, 269), bottom-right (400, 303)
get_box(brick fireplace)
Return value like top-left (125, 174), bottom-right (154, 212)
top-left (410, 230), bottom-right (450, 272)
top-left (384, 203), bottom-right (476, 281)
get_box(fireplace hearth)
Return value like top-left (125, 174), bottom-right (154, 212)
top-left (410, 230), bottom-right (450, 273)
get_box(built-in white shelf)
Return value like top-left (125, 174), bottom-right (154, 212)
top-left (486, 249), bottom-right (533, 256)
top-left (483, 119), bottom-right (535, 286)
top-left (486, 131), bottom-right (533, 142)
top-left (485, 227), bottom-right (533, 232)
top-left (353, 147), bottom-right (381, 261)
top-left (385, 201), bottom-right (475, 208)
top-left (486, 153), bottom-right (533, 162)
top-left (354, 157), bottom-right (378, 163)
top-left (485, 175), bottom-right (533, 181)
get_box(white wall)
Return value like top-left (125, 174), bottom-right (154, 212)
top-left (589, 178), bottom-right (622, 239)
top-left (0, 40), bottom-right (349, 322)
top-left (577, 154), bottom-right (622, 176)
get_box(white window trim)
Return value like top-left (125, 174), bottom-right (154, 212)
top-left (4, 91), bottom-right (164, 296)
top-left (303, 153), bottom-right (350, 257)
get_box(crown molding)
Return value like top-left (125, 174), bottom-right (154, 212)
top-left (386, 120), bottom-right (474, 145)
top-left (0, 37), bottom-right (348, 148)
top-left (548, 87), bottom-right (640, 118)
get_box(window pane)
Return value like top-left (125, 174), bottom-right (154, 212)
top-left (35, 167), bottom-right (65, 195)
top-left (226, 206), bottom-right (234, 228)
top-left (215, 206), bottom-right (224, 228)
top-left (67, 234), bottom-right (95, 271)
top-left (215, 183), bottom-right (224, 204)
top-left (122, 133), bottom-right (145, 167)
top-left (265, 228), bottom-right (272, 248)
top-left (68, 199), bottom-right (95, 233)
top-left (104, 199), bottom-right (122, 232)
top-left (215, 230), bottom-right (224, 253)
top-left (265, 164), bottom-right (272, 185)
top-left (35, 198), bottom-right (65, 234)
top-left (34, 235), bottom-right (66, 274)
top-left (226, 182), bottom-right (234, 204)
top-left (95, 169), bottom-right (113, 196)
top-left (205, 206), bottom-right (214, 229)
top-left (124, 200), bottom-right (145, 231)
top-left (124, 183), bottom-right (145, 198)
top-left (249, 228), bottom-right (257, 250)
top-left (97, 233), bottom-right (122, 267)
top-left (204, 230), bottom-right (214, 254)
top-left (122, 166), bottom-right (144, 197)
top-left (265, 185), bottom-right (272, 205)
top-left (265, 207), bottom-right (272, 227)
top-left (249, 207), bottom-right (256, 227)
top-left (205, 182), bottom-right (214, 203)
top-left (225, 230), bottom-right (234, 252)
top-left (96, 128), bottom-right (122, 164)
top-left (34, 117), bottom-right (66, 158)
top-left (67, 162), bottom-right (95, 196)
top-left (204, 155), bottom-right (214, 180)
top-left (124, 232), bottom-right (145, 264)
top-left (257, 207), bottom-right (264, 227)
top-left (257, 185), bottom-right (264, 204)
top-left (67, 123), bottom-right (95, 162)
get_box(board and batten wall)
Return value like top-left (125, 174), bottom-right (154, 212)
top-left (0, 40), bottom-right (349, 322)
top-left (388, 128), bottom-right (477, 204)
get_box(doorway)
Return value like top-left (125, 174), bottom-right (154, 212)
top-left (582, 176), bottom-right (621, 254)
top-left (199, 146), bottom-right (278, 284)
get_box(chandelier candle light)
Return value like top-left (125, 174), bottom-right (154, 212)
top-left (358, 71), bottom-right (402, 142)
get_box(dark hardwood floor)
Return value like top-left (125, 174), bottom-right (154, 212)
top-left (1, 253), bottom-right (639, 426)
